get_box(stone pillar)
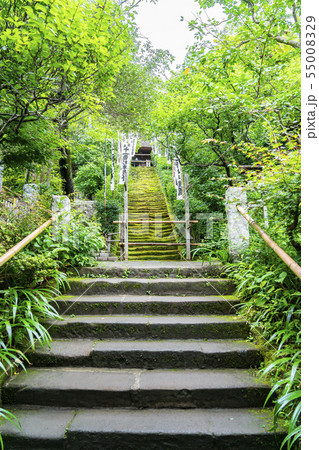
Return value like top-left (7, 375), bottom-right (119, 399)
top-left (225, 187), bottom-right (249, 259)
top-left (51, 195), bottom-right (71, 224)
top-left (23, 183), bottom-right (39, 203)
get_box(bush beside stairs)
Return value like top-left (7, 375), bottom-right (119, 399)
top-left (0, 261), bottom-right (286, 449)
top-left (124, 167), bottom-right (181, 261)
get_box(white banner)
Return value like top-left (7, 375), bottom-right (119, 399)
top-left (110, 139), bottom-right (115, 191)
top-left (117, 138), bottom-right (122, 165)
top-left (173, 157), bottom-right (183, 200)
top-left (118, 137), bottom-right (137, 185)
top-left (130, 137), bottom-right (137, 156)
top-left (119, 141), bottom-right (131, 185)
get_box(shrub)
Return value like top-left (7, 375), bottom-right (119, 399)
top-left (31, 211), bottom-right (105, 268)
top-left (95, 198), bottom-right (121, 235)
top-left (2, 254), bottom-right (60, 288)
top-left (225, 247), bottom-right (301, 450)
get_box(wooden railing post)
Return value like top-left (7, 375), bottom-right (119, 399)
top-left (120, 214), bottom-right (124, 261)
top-left (106, 233), bottom-right (111, 255)
top-left (124, 177), bottom-right (129, 261)
top-left (184, 173), bottom-right (191, 261)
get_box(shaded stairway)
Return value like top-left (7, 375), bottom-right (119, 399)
top-left (0, 262), bottom-right (286, 448)
top-left (126, 167), bottom-right (181, 261)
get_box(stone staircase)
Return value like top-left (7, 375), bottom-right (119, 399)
top-left (126, 167), bottom-right (181, 261)
top-left (0, 262), bottom-right (286, 449)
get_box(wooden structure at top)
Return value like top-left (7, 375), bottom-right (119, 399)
top-left (131, 141), bottom-right (153, 167)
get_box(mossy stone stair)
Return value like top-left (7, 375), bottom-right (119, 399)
top-left (0, 262), bottom-right (286, 448)
top-left (126, 167), bottom-right (180, 260)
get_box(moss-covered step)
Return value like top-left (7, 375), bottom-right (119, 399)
top-left (127, 250), bottom-right (180, 259)
top-left (27, 338), bottom-right (262, 369)
top-left (2, 367), bottom-right (271, 409)
top-left (66, 277), bottom-right (236, 296)
top-left (47, 314), bottom-right (249, 340)
top-left (74, 260), bottom-right (223, 278)
top-left (54, 294), bottom-right (239, 315)
top-left (123, 166), bottom-right (181, 260)
top-left (128, 253), bottom-right (181, 261)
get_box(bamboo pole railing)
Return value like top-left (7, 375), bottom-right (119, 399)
top-left (237, 205), bottom-right (301, 280)
top-left (0, 218), bottom-right (53, 268)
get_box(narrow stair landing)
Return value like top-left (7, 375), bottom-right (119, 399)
top-left (0, 262), bottom-right (286, 449)
top-left (127, 167), bottom-right (180, 260)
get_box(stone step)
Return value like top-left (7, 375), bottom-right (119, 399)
top-left (127, 234), bottom-right (177, 241)
top-left (75, 261), bottom-right (223, 278)
top-left (28, 338), bottom-right (262, 369)
top-left (55, 294), bottom-right (239, 315)
top-left (0, 406), bottom-right (286, 450)
top-left (129, 222), bottom-right (174, 232)
top-left (47, 314), bottom-right (249, 340)
top-left (2, 367), bottom-right (270, 409)
top-left (66, 277), bottom-right (235, 296)
top-left (128, 248), bottom-right (180, 255)
top-left (128, 254), bottom-right (181, 261)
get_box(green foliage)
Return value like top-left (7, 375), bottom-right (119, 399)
top-left (2, 254), bottom-right (60, 289)
top-left (193, 0), bottom-right (300, 51)
top-left (103, 62), bottom-right (159, 133)
top-left (32, 212), bottom-right (105, 268)
top-left (0, 407), bottom-right (21, 450)
top-left (0, 195), bottom-right (50, 255)
top-left (0, 285), bottom-right (62, 351)
top-left (1, 121), bottom-right (60, 169)
top-left (238, 144), bottom-right (301, 256)
top-left (74, 164), bottom-right (104, 200)
top-left (95, 199), bottom-right (121, 235)
top-left (0, 0), bottom-right (131, 139)
top-left (225, 247), bottom-right (300, 449)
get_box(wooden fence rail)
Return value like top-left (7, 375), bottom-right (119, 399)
top-left (237, 205), bottom-right (301, 280)
top-left (0, 219), bottom-right (53, 268)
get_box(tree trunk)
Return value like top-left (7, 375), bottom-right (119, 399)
top-left (59, 146), bottom-right (74, 197)
top-left (222, 159), bottom-right (233, 186)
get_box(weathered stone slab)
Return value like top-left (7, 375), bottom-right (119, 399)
top-left (76, 260), bottom-right (223, 278)
top-left (0, 407), bottom-right (75, 449)
top-left (2, 368), bottom-right (270, 409)
top-left (73, 200), bottom-right (96, 219)
top-left (66, 408), bottom-right (285, 450)
top-left (47, 314), bottom-right (249, 340)
top-left (66, 277), bottom-right (236, 296)
top-left (28, 338), bottom-right (262, 369)
top-left (23, 183), bottom-right (39, 203)
top-left (55, 294), bottom-right (239, 316)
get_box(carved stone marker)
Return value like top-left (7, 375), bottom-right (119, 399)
top-left (23, 183), bottom-right (39, 203)
top-left (225, 187), bottom-right (249, 259)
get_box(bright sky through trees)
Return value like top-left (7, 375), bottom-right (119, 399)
top-left (135, 0), bottom-right (223, 69)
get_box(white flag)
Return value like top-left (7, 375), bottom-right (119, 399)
top-left (119, 140), bottom-right (131, 185)
top-left (173, 157), bottom-right (183, 200)
top-left (110, 139), bottom-right (115, 191)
